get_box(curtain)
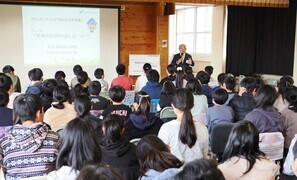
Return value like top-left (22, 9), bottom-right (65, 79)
top-left (226, 0), bottom-right (297, 76)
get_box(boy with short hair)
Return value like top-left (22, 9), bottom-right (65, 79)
top-left (88, 80), bottom-right (109, 117)
top-left (206, 88), bottom-right (234, 134)
top-left (228, 77), bottom-right (256, 122)
top-left (141, 69), bottom-right (162, 99)
top-left (0, 94), bottom-right (59, 179)
top-left (196, 71), bottom-right (213, 107)
top-left (2, 65), bottom-right (21, 92)
top-left (0, 74), bottom-right (20, 109)
top-left (101, 85), bottom-right (132, 121)
top-left (54, 70), bottom-right (69, 87)
top-left (222, 76), bottom-right (236, 105)
top-left (94, 68), bottom-right (109, 92)
top-left (111, 64), bottom-right (133, 90)
top-left (0, 89), bottom-right (13, 126)
top-left (25, 68), bottom-right (43, 97)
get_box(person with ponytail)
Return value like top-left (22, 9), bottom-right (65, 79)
top-left (175, 66), bottom-right (187, 89)
top-left (100, 114), bottom-right (139, 179)
top-left (158, 88), bottom-right (208, 162)
top-left (44, 85), bottom-right (76, 131)
top-left (124, 91), bottom-right (163, 141)
top-left (280, 85), bottom-right (297, 149)
top-left (136, 135), bottom-right (183, 180)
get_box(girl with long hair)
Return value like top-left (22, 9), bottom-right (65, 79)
top-left (48, 118), bottom-right (102, 179)
top-left (218, 121), bottom-right (278, 179)
top-left (158, 88), bottom-right (208, 162)
top-left (136, 135), bottom-right (183, 179)
top-left (44, 85), bottom-right (76, 131)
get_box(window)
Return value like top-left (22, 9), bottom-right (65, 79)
top-left (172, 6), bottom-right (213, 55)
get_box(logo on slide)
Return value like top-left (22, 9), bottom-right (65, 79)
top-left (87, 18), bottom-right (97, 32)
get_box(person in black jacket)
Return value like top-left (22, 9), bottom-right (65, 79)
top-left (101, 114), bottom-right (139, 180)
top-left (171, 44), bottom-right (194, 67)
top-left (228, 77), bottom-right (256, 122)
top-left (124, 91), bottom-right (163, 141)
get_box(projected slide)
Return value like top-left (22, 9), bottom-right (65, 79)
top-left (22, 6), bottom-right (100, 66)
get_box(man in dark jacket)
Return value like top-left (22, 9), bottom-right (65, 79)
top-left (228, 77), bottom-right (256, 122)
top-left (171, 44), bottom-right (194, 67)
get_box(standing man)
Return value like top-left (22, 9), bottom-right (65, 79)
top-left (171, 44), bottom-right (194, 67)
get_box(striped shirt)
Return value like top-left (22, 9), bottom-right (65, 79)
top-left (0, 122), bottom-right (59, 179)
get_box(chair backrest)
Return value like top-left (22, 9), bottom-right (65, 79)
top-left (160, 106), bottom-right (176, 119)
top-left (210, 123), bottom-right (234, 154)
top-left (150, 99), bottom-right (160, 113)
top-left (99, 91), bottom-right (109, 99)
top-left (122, 91), bottom-right (135, 107)
top-left (130, 138), bottom-right (141, 146)
top-left (259, 132), bottom-right (284, 161)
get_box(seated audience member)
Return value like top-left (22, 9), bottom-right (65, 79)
top-left (74, 94), bottom-right (103, 139)
top-left (0, 74), bottom-right (20, 109)
top-left (0, 94), bottom-right (59, 179)
top-left (136, 135), bottom-right (183, 180)
top-left (245, 85), bottom-right (284, 133)
top-left (184, 66), bottom-right (194, 81)
top-left (48, 118), bottom-right (101, 180)
top-left (186, 78), bottom-right (208, 122)
top-left (274, 75), bottom-right (294, 112)
top-left (253, 76), bottom-right (265, 96)
top-left (25, 68), bottom-right (44, 97)
top-left (111, 64), bottom-right (133, 90)
top-left (134, 63), bottom-right (152, 92)
top-left (70, 83), bottom-right (84, 103)
top-left (44, 85), bottom-right (76, 131)
top-left (77, 71), bottom-right (90, 95)
top-left (124, 91), bottom-right (163, 140)
top-left (94, 68), bottom-right (109, 92)
top-left (218, 121), bottom-right (278, 180)
top-left (88, 80), bottom-right (109, 117)
top-left (76, 164), bottom-right (123, 180)
top-left (41, 79), bottom-right (58, 112)
top-left (160, 64), bottom-right (176, 85)
top-left (141, 69), bottom-right (162, 99)
top-left (158, 81), bottom-right (176, 110)
top-left (54, 70), bottom-right (69, 87)
top-left (175, 66), bottom-right (187, 89)
top-left (196, 71), bottom-right (214, 107)
top-left (205, 66), bottom-right (217, 88)
top-left (100, 114), bottom-right (139, 179)
top-left (228, 77), bottom-right (256, 122)
top-left (280, 85), bottom-right (297, 149)
top-left (283, 135), bottom-right (297, 177)
top-left (70, 64), bottom-right (91, 88)
top-left (101, 86), bottom-right (132, 121)
top-left (212, 73), bottom-right (226, 91)
top-left (2, 65), bottom-right (21, 92)
top-left (221, 76), bottom-right (236, 105)
top-left (207, 89), bottom-right (234, 135)
top-left (175, 159), bottom-right (225, 180)
top-left (158, 89), bottom-right (209, 162)
top-left (0, 89), bottom-right (13, 126)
